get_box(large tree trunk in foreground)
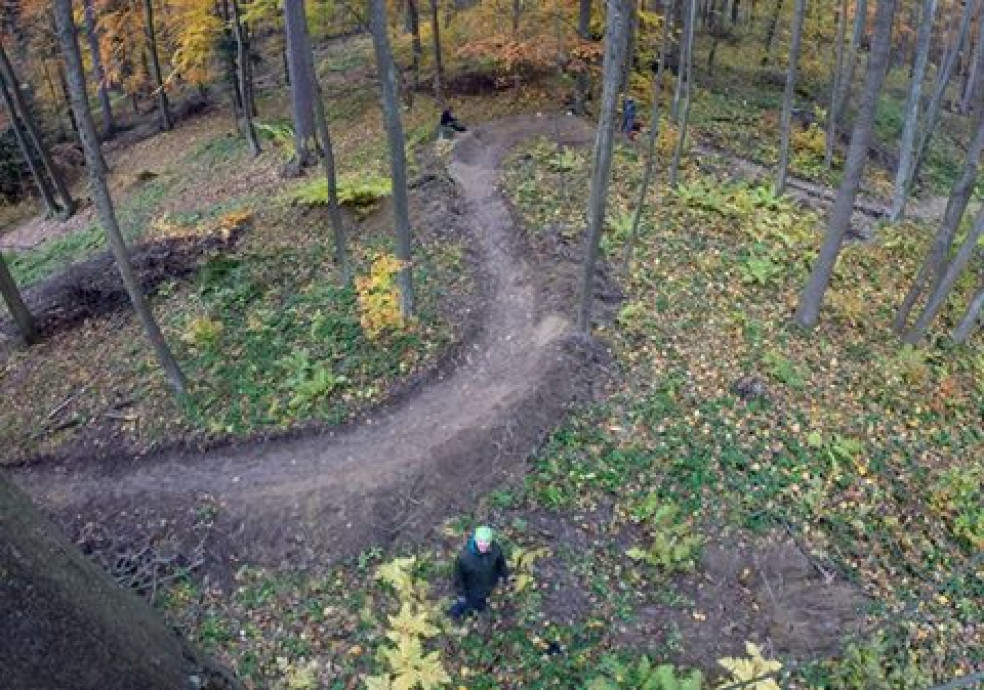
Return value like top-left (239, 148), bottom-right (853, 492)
top-left (888, 0), bottom-right (937, 221)
top-left (284, 0), bottom-right (317, 166)
top-left (795, 0), bottom-right (897, 329)
top-left (369, 0), bottom-right (414, 318)
top-left (893, 97), bottom-right (984, 333)
top-left (0, 44), bottom-right (75, 218)
top-left (0, 477), bottom-right (241, 689)
top-left (952, 283), bottom-right (984, 343)
top-left (55, 0), bottom-right (188, 396)
top-left (142, 0), bottom-right (172, 131)
top-left (84, 0), bottom-right (115, 137)
top-left (578, 0), bottom-right (632, 332)
top-left (0, 252), bottom-right (38, 344)
top-left (776, 0), bottom-right (806, 194)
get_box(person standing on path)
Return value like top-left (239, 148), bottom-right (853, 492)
top-left (448, 525), bottom-right (509, 619)
top-left (622, 96), bottom-right (638, 140)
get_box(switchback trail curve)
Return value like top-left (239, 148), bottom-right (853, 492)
top-left (11, 114), bottom-right (600, 569)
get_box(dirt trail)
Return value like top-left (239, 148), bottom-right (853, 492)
top-left (11, 114), bottom-right (599, 569)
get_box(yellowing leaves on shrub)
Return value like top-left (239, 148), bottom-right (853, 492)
top-left (376, 556), bottom-right (417, 596)
top-left (387, 602), bottom-right (440, 641)
top-left (356, 254), bottom-right (406, 339)
top-left (717, 642), bottom-right (782, 689)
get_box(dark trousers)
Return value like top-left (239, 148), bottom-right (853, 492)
top-left (448, 592), bottom-right (487, 619)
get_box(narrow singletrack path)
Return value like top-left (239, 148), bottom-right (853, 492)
top-left (11, 114), bottom-right (598, 567)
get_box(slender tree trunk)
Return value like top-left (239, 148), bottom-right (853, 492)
top-left (795, 0), bottom-right (898, 329)
top-left (244, 22), bottom-right (258, 117)
top-left (0, 252), bottom-right (38, 344)
top-left (902, 0), bottom-right (977, 204)
top-left (513, 0), bottom-right (521, 34)
top-left (894, 104), bottom-right (984, 332)
top-left (762, 0), bottom-right (784, 60)
top-left (56, 60), bottom-right (80, 139)
top-left (671, 0), bottom-right (689, 120)
top-left (960, 12), bottom-right (984, 113)
top-left (622, 2), bottom-right (670, 274)
top-left (574, 0), bottom-right (593, 115)
top-left (578, 0), bottom-right (632, 333)
top-left (284, 0), bottom-right (318, 166)
top-left (429, 0), bottom-right (444, 100)
top-left (952, 282), bottom-right (984, 343)
top-left (831, 0), bottom-right (867, 131)
top-left (670, 0), bottom-right (696, 186)
top-left (369, 0), bottom-right (414, 318)
top-left (0, 477), bottom-right (243, 689)
top-left (904, 203), bottom-right (984, 342)
top-left (55, 0), bottom-right (188, 397)
top-left (142, 0), bottom-right (171, 131)
top-left (776, 0), bottom-right (806, 194)
top-left (407, 0), bottom-right (422, 93)
top-left (0, 69), bottom-right (59, 217)
top-left (621, 0), bottom-right (638, 91)
top-left (888, 0), bottom-right (938, 221)
top-left (823, 0), bottom-right (847, 168)
top-left (230, 0), bottom-right (260, 155)
top-left (83, 0), bottom-right (114, 137)
top-left (0, 46), bottom-right (75, 218)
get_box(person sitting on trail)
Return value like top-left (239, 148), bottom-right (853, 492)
top-left (621, 96), bottom-right (638, 140)
top-left (448, 525), bottom-right (509, 619)
top-left (438, 107), bottom-right (467, 139)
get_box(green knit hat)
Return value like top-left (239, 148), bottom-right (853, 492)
top-left (474, 526), bottom-right (493, 543)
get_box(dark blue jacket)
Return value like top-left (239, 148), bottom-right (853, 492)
top-left (453, 539), bottom-right (508, 599)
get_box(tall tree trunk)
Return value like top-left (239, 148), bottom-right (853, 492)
top-left (952, 282), bottom-right (984, 343)
top-left (56, 59), bottom-right (80, 139)
top-left (369, 0), bottom-right (414, 318)
top-left (894, 104), bottom-right (984, 332)
top-left (429, 0), bottom-right (444, 100)
top-left (670, 0), bottom-right (697, 186)
top-left (0, 252), bottom-right (38, 344)
top-left (574, 0), bottom-right (593, 115)
top-left (904, 203), bottom-right (984, 342)
top-left (621, 0), bottom-right (638, 91)
top-left (671, 0), bottom-right (689, 120)
top-left (578, 0), bottom-right (632, 332)
top-left (823, 0), bottom-right (848, 168)
top-left (142, 0), bottom-right (172, 131)
top-left (83, 0), bottom-right (114, 137)
top-left (831, 0), bottom-right (867, 132)
top-left (513, 0), bottom-right (521, 34)
top-left (230, 0), bottom-right (260, 155)
top-left (888, 0), bottom-right (938, 221)
top-left (284, 0), bottom-right (317, 166)
top-left (902, 0), bottom-right (977, 205)
top-left (0, 477), bottom-right (242, 689)
top-left (407, 0), bottom-right (422, 93)
top-left (761, 0), bottom-right (784, 60)
top-left (244, 22), bottom-right (259, 117)
top-left (776, 0), bottom-right (806, 194)
top-left (622, 1), bottom-right (670, 274)
top-left (55, 0), bottom-right (188, 397)
top-left (959, 11), bottom-right (984, 114)
top-left (795, 0), bottom-right (898, 329)
top-left (0, 68), bottom-right (59, 217)
top-left (0, 46), bottom-right (75, 218)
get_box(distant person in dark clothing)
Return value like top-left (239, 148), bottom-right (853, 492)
top-left (622, 96), bottom-right (638, 140)
top-left (439, 107), bottom-right (467, 139)
top-left (448, 525), bottom-right (509, 619)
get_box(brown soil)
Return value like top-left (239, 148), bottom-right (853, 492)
top-left (11, 115), bottom-right (603, 579)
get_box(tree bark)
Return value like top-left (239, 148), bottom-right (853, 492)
top-left (0, 252), bottom-right (38, 344)
top-left (513, 0), bottom-right (521, 34)
top-left (952, 282), bottom-right (984, 343)
top-left (0, 66), bottom-right (59, 217)
top-left (898, 0), bottom-right (976, 216)
top-left (230, 0), bottom-right (260, 155)
top-left (894, 105), bottom-right (984, 332)
top-left (55, 0), bottom-right (188, 396)
top-left (83, 0), bottom-right (115, 138)
top-left (795, 0), bottom-right (897, 329)
top-left (56, 59), bottom-right (81, 139)
top-left (574, 0), bottom-right (592, 115)
top-left (904, 202), bottom-right (984, 342)
top-left (0, 477), bottom-right (242, 689)
top-left (776, 0), bottom-right (806, 194)
top-left (959, 10), bottom-right (984, 114)
top-left (0, 45), bottom-right (76, 218)
top-left (578, 0), bottom-right (632, 332)
top-left (621, 0), bottom-right (638, 91)
top-left (429, 0), bottom-right (444, 100)
top-left (831, 0), bottom-right (867, 132)
top-left (142, 0), bottom-right (172, 131)
top-left (823, 0), bottom-right (848, 167)
top-left (407, 0), bottom-right (422, 93)
top-left (670, 0), bottom-right (697, 186)
top-left (888, 0), bottom-right (937, 221)
top-left (369, 0), bottom-right (414, 318)
top-left (762, 0), bottom-right (784, 60)
top-left (284, 0), bottom-right (318, 166)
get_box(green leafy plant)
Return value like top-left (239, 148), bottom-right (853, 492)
top-left (762, 349), bottom-right (807, 388)
top-left (625, 497), bottom-right (702, 572)
top-left (587, 656), bottom-right (704, 689)
top-left (739, 252), bottom-right (784, 286)
top-left (181, 315), bottom-right (224, 350)
top-left (287, 173), bottom-right (393, 217)
top-left (717, 642), bottom-right (782, 689)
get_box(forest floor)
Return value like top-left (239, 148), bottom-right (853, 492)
top-left (2, 33), bottom-right (982, 690)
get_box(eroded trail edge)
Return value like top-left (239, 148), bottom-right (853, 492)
top-left (11, 114), bottom-right (600, 569)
